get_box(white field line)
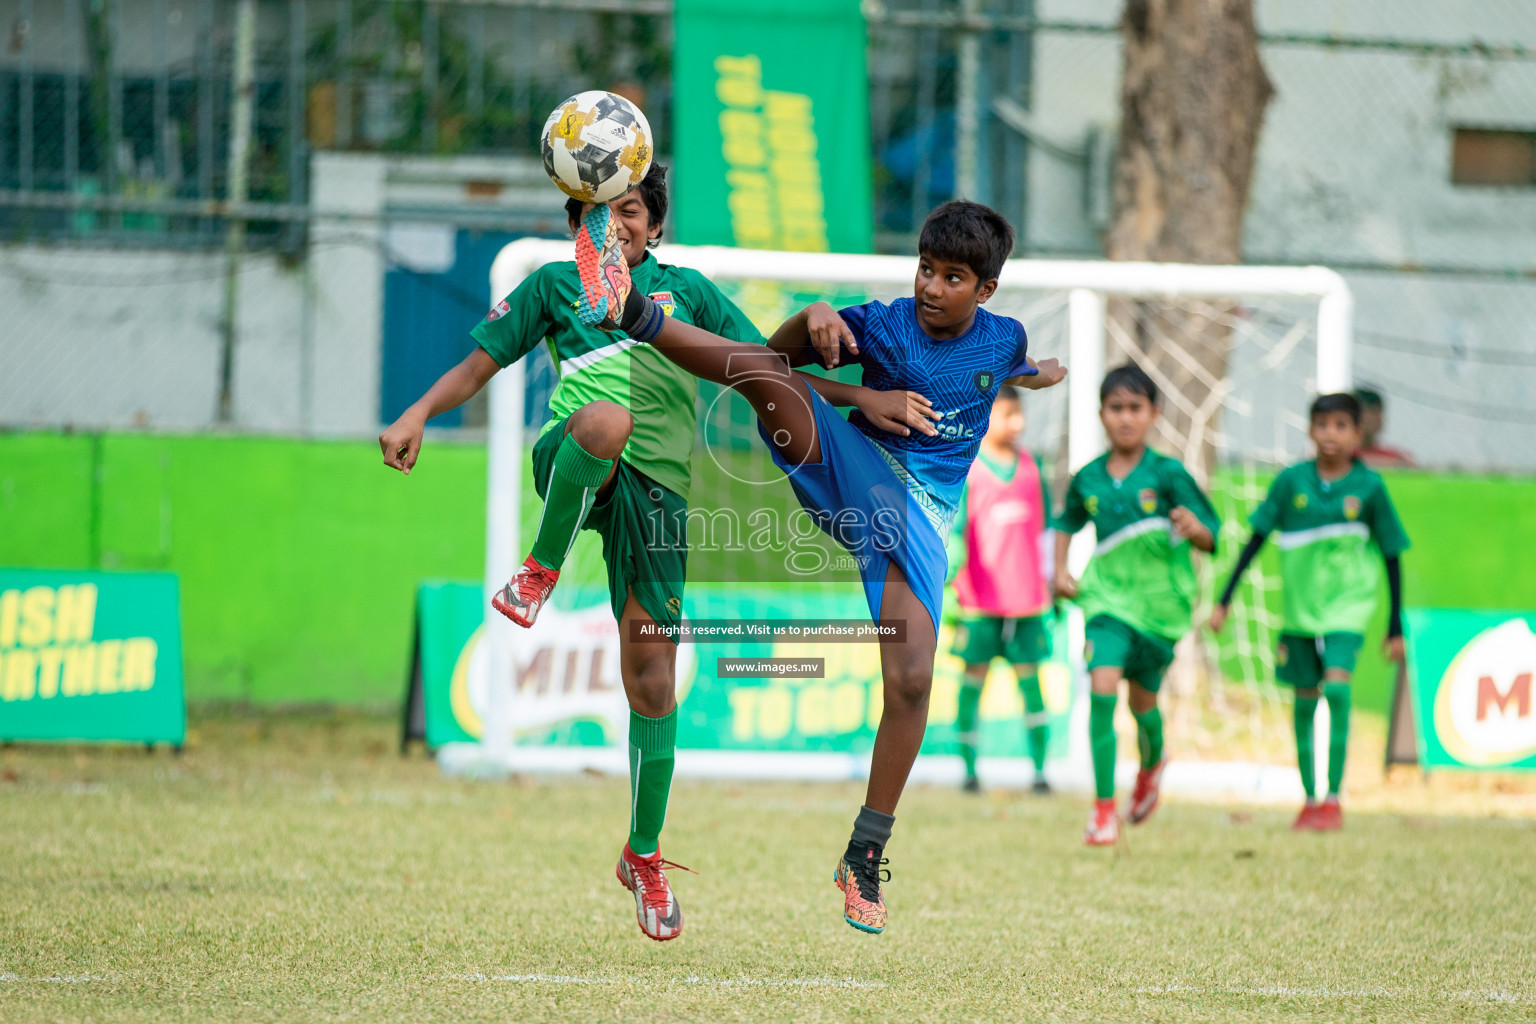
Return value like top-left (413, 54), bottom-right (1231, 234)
top-left (0, 974), bottom-right (107, 983)
top-left (460, 972), bottom-right (884, 990)
top-left (1135, 983), bottom-right (1523, 1004)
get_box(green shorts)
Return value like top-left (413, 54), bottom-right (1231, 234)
top-left (952, 614), bottom-right (1051, 666)
top-left (1276, 632), bottom-right (1363, 688)
top-left (533, 419), bottom-right (687, 639)
top-left (1084, 614), bottom-right (1176, 693)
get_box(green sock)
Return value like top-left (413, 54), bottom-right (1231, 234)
top-left (529, 433), bottom-right (612, 571)
top-left (1132, 706), bottom-right (1164, 770)
top-left (1323, 682), bottom-right (1351, 797)
top-left (627, 707), bottom-right (677, 856)
top-left (1090, 693), bottom-right (1118, 801)
top-left (1293, 693), bottom-right (1319, 800)
top-left (956, 681), bottom-right (982, 779)
top-left (1018, 671), bottom-right (1048, 772)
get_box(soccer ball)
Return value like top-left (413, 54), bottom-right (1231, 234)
top-left (540, 91), bottom-right (653, 205)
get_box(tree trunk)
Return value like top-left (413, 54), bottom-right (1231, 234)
top-left (1106, 0), bottom-right (1273, 477)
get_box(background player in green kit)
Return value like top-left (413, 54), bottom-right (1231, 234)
top-left (1053, 365), bottom-right (1219, 847)
top-left (947, 386), bottom-right (1056, 794)
top-left (376, 167), bottom-right (762, 942)
top-left (1209, 392), bottom-right (1408, 832)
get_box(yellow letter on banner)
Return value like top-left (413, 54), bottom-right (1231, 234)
top-left (53, 585), bottom-right (98, 644)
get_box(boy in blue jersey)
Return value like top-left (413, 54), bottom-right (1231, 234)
top-left (577, 200), bottom-right (1066, 933)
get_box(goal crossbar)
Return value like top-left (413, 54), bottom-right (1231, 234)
top-left (478, 240), bottom-right (1354, 768)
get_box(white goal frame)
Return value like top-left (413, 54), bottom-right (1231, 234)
top-left (467, 241), bottom-right (1353, 796)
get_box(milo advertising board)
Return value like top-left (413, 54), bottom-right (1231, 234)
top-left (411, 582), bottom-right (1074, 765)
top-left (1404, 609), bottom-right (1536, 771)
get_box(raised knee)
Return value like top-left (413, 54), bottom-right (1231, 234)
top-left (568, 401), bottom-right (633, 458)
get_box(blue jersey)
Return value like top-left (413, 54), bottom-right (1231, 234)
top-left (826, 297), bottom-right (1034, 535)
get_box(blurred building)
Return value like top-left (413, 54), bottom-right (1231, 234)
top-left (1, 0), bottom-right (1533, 469)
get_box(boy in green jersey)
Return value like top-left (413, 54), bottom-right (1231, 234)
top-left (378, 167), bottom-right (765, 942)
top-left (1053, 365), bottom-right (1220, 847)
top-left (1210, 392), bottom-right (1408, 832)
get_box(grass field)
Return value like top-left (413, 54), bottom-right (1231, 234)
top-left (4, 714), bottom-right (1535, 1023)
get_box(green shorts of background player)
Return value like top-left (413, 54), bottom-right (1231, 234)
top-left (1054, 365), bottom-right (1220, 848)
top-left (951, 615), bottom-right (1052, 793)
top-left (1211, 392), bottom-right (1408, 833)
top-left (378, 168), bottom-right (751, 943)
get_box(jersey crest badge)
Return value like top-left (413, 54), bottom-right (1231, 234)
top-left (1138, 487), bottom-right (1158, 514)
top-left (1343, 495), bottom-right (1361, 520)
top-left (648, 291), bottom-right (676, 316)
top-left (1276, 641), bottom-right (1290, 666)
top-left (1293, 493), bottom-right (1309, 510)
top-left (485, 299), bottom-right (511, 322)
top-left (1085, 495), bottom-right (1099, 516)
top-left (973, 370), bottom-right (994, 392)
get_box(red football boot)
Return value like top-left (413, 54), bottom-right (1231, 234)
top-left (491, 554), bottom-right (560, 628)
top-left (1125, 757), bottom-right (1169, 825)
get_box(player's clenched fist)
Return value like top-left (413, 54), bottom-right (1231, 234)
top-left (804, 301), bottom-right (859, 368)
top-left (1170, 505), bottom-right (1215, 551)
top-left (380, 414), bottom-right (425, 474)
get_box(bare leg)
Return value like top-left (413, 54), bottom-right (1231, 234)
top-left (647, 316), bottom-right (822, 466)
top-left (863, 560), bottom-right (938, 815)
top-left (617, 589), bottom-right (677, 717)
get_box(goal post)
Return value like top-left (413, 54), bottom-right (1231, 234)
top-left (464, 240), bottom-right (1353, 795)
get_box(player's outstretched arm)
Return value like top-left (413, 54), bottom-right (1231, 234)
top-left (769, 302), bottom-right (859, 369)
top-left (797, 374), bottom-right (942, 437)
top-left (1208, 531), bottom-right (1268, 630)
top-left (1006, 357), bottom-right (1067, 390)
top-left (379, 348), bottom-right (500, 474)
top-left (1382, 554), bottom-right (1406, 662)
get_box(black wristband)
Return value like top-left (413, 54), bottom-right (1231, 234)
top-left (620, 287), bottom-right (664, 341)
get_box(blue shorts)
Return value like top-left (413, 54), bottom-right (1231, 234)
top-left (758, 388), bottom-right (947, 635)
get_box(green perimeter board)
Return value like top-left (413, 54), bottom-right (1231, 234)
top-left (4, 431), bottom-right (1534, 710)
top-left (413, 580), bottom-right (1077, 758)
top-left (0, 568), bottom-right (185, 744)
top-left (672, 0), bottom-right (872, 253)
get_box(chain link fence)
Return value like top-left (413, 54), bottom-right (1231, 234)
top-left (1, 0), bottom-right (1533, 467)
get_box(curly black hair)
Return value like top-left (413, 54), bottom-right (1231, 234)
top-left (564, 164), bottom-right (668, 248)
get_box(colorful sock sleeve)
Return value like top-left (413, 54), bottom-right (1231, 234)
top-left (627, 706), bottom-right (677, 856)
top-left (529, 432), bottom-right (613, 571)
top-left (1131, 706), bottom-right (1164, 770)
top-left (1089, 692), bottom-right (1119, 801)
top-left (1018, 671), bottom-right (1049, 773)
top-left (956, 680), bottom-right (982, 779)
top-left (1323, 682), bottom-right (1352, 797)
top-left (1293, 693), bottom-right (1319, 800)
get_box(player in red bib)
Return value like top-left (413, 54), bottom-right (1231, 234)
top-left (948, 385), bottom-right (1056, 794)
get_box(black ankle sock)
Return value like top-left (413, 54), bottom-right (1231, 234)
top-left (849, 805), bottom-right (894, 852)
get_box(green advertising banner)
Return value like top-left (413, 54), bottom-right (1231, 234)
top-left (0, 569), bottom-right (186, 745)
top-left (1404, 608), bottom-right (1536, 771)
top-left (672, 0), bottom-right (873, 254)
top-left (411, 582), bottom-right (1074, 761)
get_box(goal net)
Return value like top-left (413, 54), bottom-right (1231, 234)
top-left (457, 242), bottom-right (1351, 796)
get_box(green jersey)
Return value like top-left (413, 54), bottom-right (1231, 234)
top-left (471, 253), bottom-right (766, 498)
top-left (1249, 460), bottom-right (1409, 634)
top-left (1056, 449), bottom-right (1221, 642)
